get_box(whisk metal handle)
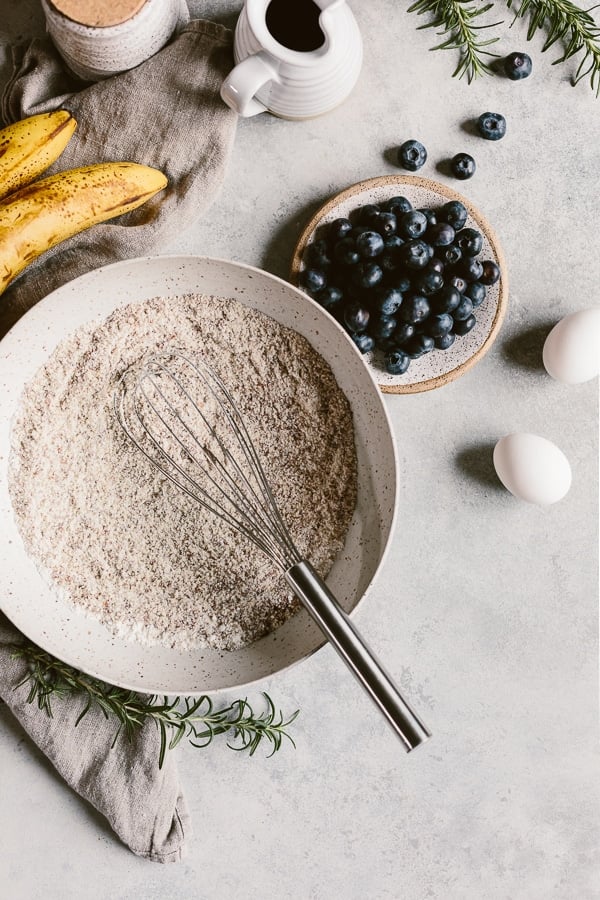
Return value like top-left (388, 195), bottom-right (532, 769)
top-left (285, 561), bottom-right (431, 752)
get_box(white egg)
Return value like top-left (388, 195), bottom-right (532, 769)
top-left (493, 433), bottom-right (572, 505)
top-left (542, 308), bottom-right (600, 384)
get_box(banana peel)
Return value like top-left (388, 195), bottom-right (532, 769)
top-left (0, 110), bottom-right (77, 202)
top-left (0, 162), bottom-right (168, 297)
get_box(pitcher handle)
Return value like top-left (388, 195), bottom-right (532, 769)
top-left (220, 52), bottom-right (279, 117)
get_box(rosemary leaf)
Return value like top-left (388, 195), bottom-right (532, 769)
top-left (9, 641), bottom-right (299, 768)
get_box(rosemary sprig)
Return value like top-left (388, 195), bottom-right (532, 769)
top-left (9, 641), bottom-right (299, 768)
top-left (507, 0), bottom-right (600, 95)
top-left (407, 0), bottom-right (504, 82)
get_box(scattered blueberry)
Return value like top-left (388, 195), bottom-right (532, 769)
top-left (317, 285), bottom-right (344, 309)
top-left (394, 323), bottom-right (415, 345)
top-left (398, 139), bottom-right (427, 172)
top-left (458, 257), bottom-right (484, 283)
top-left (480, 260), bottom-right (500, 285)
top-left (404, 334), bottom-right (435, 358)
top-left (440, 244), bottom-right (462, 267)
top-left (449, 274), bottom-right (468, 294)
top-left (385, 350), bottom-right (410, 375)
top-left (451, 153), bottom-right (476, 180)
top-left (418, 208), bottom-right (437, 227)
top-left (369, 314), bottom-right (397, 341)
top-left (477, 112), bottom-right (506, 141)
top-left (425, 313), bottom-right (454, 338)
top-left (415, 269), bottom-right (444, 296)
top-left (504, 52), bottom-right (532, 80)
top-left (374, 212), bottom-right (398, 237)
top-left (357, 203), bottom-right (381, 226)
top-left (432, 285), bottom-right (461, 314)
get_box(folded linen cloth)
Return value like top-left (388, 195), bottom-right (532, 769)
top-left (0, 18), bottom-right (238, 861)
top-left (0, 18), bottom-right (238, 340)
top-left (0, 613), bottom-right (189, 863)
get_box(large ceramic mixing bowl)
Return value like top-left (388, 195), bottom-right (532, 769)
top-left (0, 256), bottom-right (398, 694)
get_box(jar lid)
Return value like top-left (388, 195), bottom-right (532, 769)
top-left (48, 0), bottom-right (147, 28)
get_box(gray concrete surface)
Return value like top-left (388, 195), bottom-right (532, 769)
top-left (1, 1), bottom-right (598, 898)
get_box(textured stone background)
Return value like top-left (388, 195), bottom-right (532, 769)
top-left (1, 1), bottom-right (598, 897)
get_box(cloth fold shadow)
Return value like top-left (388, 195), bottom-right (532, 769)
top-left (0, 19), bottom-right (239, 861)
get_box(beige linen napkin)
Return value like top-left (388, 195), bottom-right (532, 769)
top-left (0, 18), bottom-right (238, 861)
top-left (0, 18), bottom-right (238, 339)
top-left (0, 614), bottom-right (188, 863)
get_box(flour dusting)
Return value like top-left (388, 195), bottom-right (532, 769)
top-left (9, 293), bottom-right (357, 651)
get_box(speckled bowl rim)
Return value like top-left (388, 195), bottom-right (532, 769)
top-left (290, 174), bottom-right (509, 394)
top-left (0, 255), bottom-right (399, 696)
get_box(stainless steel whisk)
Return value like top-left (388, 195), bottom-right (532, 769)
top-left (114, 350), bottom-right (430, 752)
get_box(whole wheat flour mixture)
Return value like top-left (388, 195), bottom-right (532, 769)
top-left (9, 294), bottom-right (357, 651)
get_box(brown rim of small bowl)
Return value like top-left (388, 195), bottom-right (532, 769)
top-left (290, 174), bottom-right (509, 394)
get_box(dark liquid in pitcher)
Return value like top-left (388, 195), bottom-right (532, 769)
top-left (265, 0), bottom-right (325, 52)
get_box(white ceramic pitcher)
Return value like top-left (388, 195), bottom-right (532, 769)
top-left (220, 0), bottom-right (362, 119)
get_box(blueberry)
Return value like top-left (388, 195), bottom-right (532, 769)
top-left (305, 238), bottom-right (331, 269)
top-left (504, 51), bottom-right (532, 80)
top-left (344, 303), bottom-right (370, 333)
top-left (415, 269), bottom-right (444, 296)
top-left (352, 332), bottom-right (375, 354)
top-left (393, 275), bottom-right (412, 293)
top-left (477, 112), bottom-right (506, 141)
top-left (328, 217), bottom-right (353, 242)
top-left (373, 212), bottom-right (397, 237)
top-left (425, 313), bottom-right (454, 338)
top-left (334, 237), bottom-right (360, 267)
top-left (300, 267), bottom-right (327, 294)
top-left (449, 275), bottom-right (468, 294)
top-left (431, 285), bottom-right (461, 314)
top-left (427, 222), bottom-right (456, 247)
top-left (434, 332), bottom-right (456, 350)
top-left (398, 239), bottom-right (431, 270)
top-left (453, 314), bottom-right (477, 335)
top-left (356, 230), bottom-right (385, 259)
top-left (453, 295), bottom-right (474, 321)
top-left (464, 281), bottom-right (486, 307)
top-left (480, 260), bottom-right (500, 285)
top-left (384, 349), bottom-right (411, 375)
top-left (384, 235), bottom-right (404, 250)
top-left (398, 210), bottom-right (428, 240)
top-left (404, 334), bottom-right (435, 358)
top-left (374, 286), bottom-right (404, 315)
top-left (439, 200), bottom-right (468, 231)
top-left (385, 196), bottom-right (412, 216)
top-left (357, 203), bottom-right (381, 226)
top-left (451, 153), bottom-right (476, 180)
top-left (439, 244), bottom-right (462, 267)
top-left (458, 257), bottom-right (483, 282)
top-left (418, 208), bottom-right (437, 227)
top-left (352, 262), bottom-right (383, 289)
top-left (398, 139), bottom-right (427, 172)
top-left (399, 294), bottom-right (430, 324)
top-left (380, 250), bottom-right (400, 273)
top-left (393, 322), bottom-right (415, 345)
top-left (316, 285), bottom-right (344, 309)
top-left (428, 257), bottom-right (445, 274)
top-left (455, 228), bottom-right (483, 257)
top-left (369, 314), bottom-right (397, 341)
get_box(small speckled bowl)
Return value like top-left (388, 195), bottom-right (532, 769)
top-left (290, 175), bottom-right (509, 393)
top-left (0, 256), bottom-right (397, 695)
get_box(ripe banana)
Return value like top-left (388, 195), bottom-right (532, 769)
top-left (0, 110), bottom-right (77, 202)
top-left (0, 162), bottom-right (168, 296)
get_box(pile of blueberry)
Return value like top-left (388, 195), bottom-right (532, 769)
top-left (299, 197), bottom-right (500, 376)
